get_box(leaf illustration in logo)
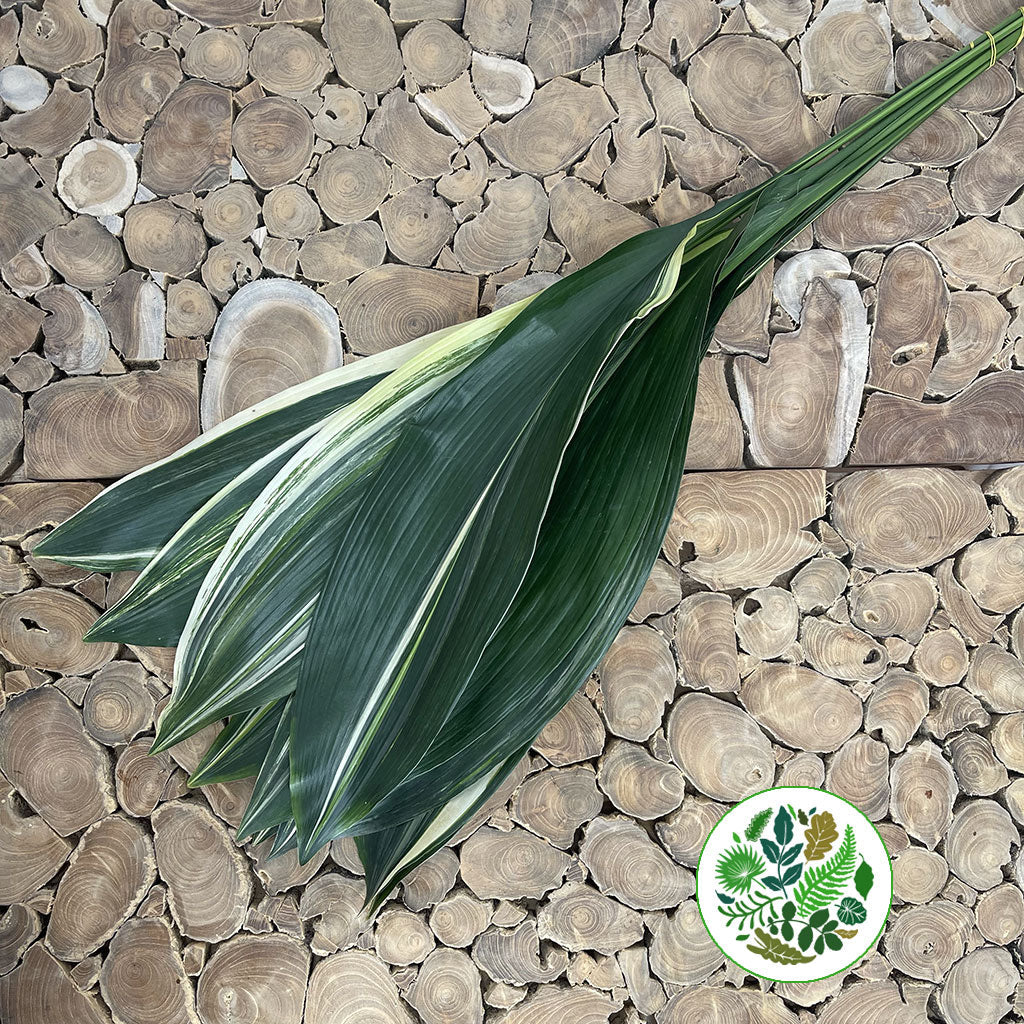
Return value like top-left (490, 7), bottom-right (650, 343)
top-left (746, 928), bottom-right (815, 965)
top-left (835, 928), bottom-right (859, 939)
top-left (803, 811), bottom-right (839, 861)
top-left (774, 806), bottom-right (794, 846)
top-left (793, 826), bottom-right (857, 914)
top-left (854, 858), bottom-right (875, 899)
top-left (716, 845), bottom-right (766, 894)
top-left (745, 808), bottom-right (772, 841)
top-left (836, 897), bottom-right (867, 925)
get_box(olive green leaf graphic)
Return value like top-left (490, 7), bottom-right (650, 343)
top-left (746, 928), bottom-right (815, 965)
top-left (854, 858), bottom-right (875, 900)
top-left (835, 928), bottom-right (859, 939)
top-left (745, 808), bottom-right (772, 842)
top-left (716, 845), bottom-right (766, 894)
top-left (803, 811), bottom-right (838, 861)
top-left (837, 897), bottom-right (867, 925)
top-left (793, 825), bottom-right (856, 915)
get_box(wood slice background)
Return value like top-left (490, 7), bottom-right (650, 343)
top-left (1, 0), bottom-right (1024, 1021)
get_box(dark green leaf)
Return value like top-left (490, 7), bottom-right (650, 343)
top-left (782, 863), bottom-right (804, 886)
top-left (855, 859), bottom-right (875, 900)
top-left (774, 806), bottom-right (794, 847)
top-left (824, 931), bottom-right (843, 951)
top-left (837, 897), bottom-right (867, 925)
top-left (808, 908), bottom-right (829, 928)
top-left (798, 926), bottom-right (813, 952)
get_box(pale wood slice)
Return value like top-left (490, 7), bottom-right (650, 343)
top-left (548, 178), bottom-right (652, 267)
top-left (642, 59), bottom-right (741, 191)
top-left (364, 90), bottom-right (457, 180)
top-left (0, 904), bottom-right (40, 976)
top-left (896, 39), bottom-right (1015, 111)
top-left (524, 0), bottom-right (620, 81)
top-left (374, 907), bottom-right (435, 966)
top-left (740, 662), bottom-right (862, 752)
top-left (601, 52), bottom-right (663, 205)
top-left (165, 282), bottom-right (216, 341)
top-left (893, 848), bottom-right (948, 904)
top-left (182, 28), bottom-right (248, 87)
top-left (735, 278), bottom-right (868, 466)
top-left (323, 0), bottom-right (402, 93)
top-left (473, 918), bottom-right (567, 985)
top-left (312, 85), bottom-right (367, 146)
top-left (3, 245), bottom-right (51, 300)
top-left (407, 947), bottom-right (483, 1024)
top-left (416, 73), bottom-right (494, 147)
top-left (310, 145), bottom-right (389, 225)
top-left (100, 271), bottom-right (166, 362)
top-left (712, 262), bottom-right (772, 358)
top-left (817, 176), bottom-right (955, 251)
top-left (1, 483), bottom-right (97, 544)
top-left (397, 849), bottom-right (458, 914)
top-left (675, 591), bottom-right (739, 693)
top-left (648, 900), bottom-right (724, 986)
top-left (597, 625), bottom-right (675, 742)
top-left (401, 19), bottom-right (470, 87)
top-left (949, 732), bottom-right (1008, 796)
top-left (19, 0), bottom-right (103, 72)
top-left (429, 889), bottom-right (492, 947)
top-left (0, 288), bottom-right (46, 374)
top-left (865, 669), bottom-right (929, 753)
top-left (123, 200), bottom-right (207, 278)
top-left (851, 572), bottom-right (936, 644)
top-left (792, 557), bottom-right (850, 614)
top-left (826, 734), bottom-right (890, 820)
top-left (927, 216), bottom-right (1024, 293)
top-left (597, 739), bottom-right (684, 820)
top-left (666, 470), bottom-right (824, 589)
top-left (913, 628), bottom-right (969, 687)
top-left (953, 96), bottom-right (1024, 216)
top-left (232, 96), bottom-right (313, 189)
top-left (667, 693), bottom-right (773, 801)
top-left (483, 78), bottom-right (615, 176)
top-left (99, 917), bottom-right (198, 1024)
top-left (0, 943), bottom-right (111, 1024)
top-left (499, 983), bottom-right (618, 1024)
top-left (777, 750), bottom-right (826, 787)
top-left (298, 873), bottom-right (367, 956)
top-left (617, 946), bottom-right (665, 1017)
top-left (660, 986), bottom-right (797, 1024)
top-left (166, 0), bottom-right (321, 25)
top-left (855, 369), bottom-right (1024, 464)
top-left (83, 661), bottom-right (154, 745)
top-left (141, 80), bottom-right (231, 195)
top-left (96, 0), bottom-right (182, 142)
top-left (37, 284), bottom-right (110, 374)
top-left (772, 249), bottom-right (851, 322)
top-left (201, 240), bottom-right (263, 301)
top-left (743, 0), bottom-right (810, 39)
top-left (533, 691), bottom-right (605, 766)
top-left (976, 882), bottom-right (1024, 944)
top-left (536, 881), bottom-right (642, 954)
top-left (460, 825), bottom-right (569, 900)
top-left (884, 899), bottom-right (973, 982)
top-left (7, 353), bottom-right (54, 394)
top-left (453, 176), bottom-right (548, 274)
top-left (509, 765), bottom-right (601, 848)
top-left (0, 685), bottom-right (115, 836)
top-left (936, 557), bottom-right (1003, 646)
top-left (929, 292), bottom-right (1011, 397)
top-left (833, 469), bottom-right (988, 570)
top-left (57, 140), bottom-right (137, 217)
top-left (46, 814), bottom-right (155, 961)
top-left (307, 950), bottom-right (413, 1024)
top-left (689, 36), bottom-right (824, 170)
top-left (249, 23), bottom-right (329, 97)
top-left (925, 686), bottom-right (991, 742)
top-left (959, 536), bottom-right (1024, 614)
top-left (0, 78), bottom-right (92, 159)
top-left (655, 796), bottom-right (725, 869)
top-left (338, 265), bottom-right (477, 356)
top-left (946, 798), bottom-right (1015, 890)
top-left (685, 355), bottom-right (743, 470)
top-left (802, 617), bottom-right (888, 681)
top-left (463, 0), bottom-right (530, 56)
top-left (115, 738), bottom-right (177, 817)
top-left (379, 184), bottom-right (455, 268)
top-left (0, 155), bottom-right (69, 265)
top-left (471, 53), bottom-right (534, 117)
top-left (152, 800), bottom-right (251, 943)
top-left (817, 980), bottom-right (926, 1024)
top-left (0, 66), bottom-right (49, 112)
top-left (889, 740), bottom-right (956, 849)
top-left (25, 362), bottom-right (199, 479)
top-left (262, 183), bottom-right (321, 239)
top-left (579, 816), bottom-right (693, 911)
top-left (992, 713), bottom-right (1024, 773)
top-left (867, 244), bottom-right (947, 400)
top-left (248, 840), bottom-right (327, 896)
top-left (801, 0), bottom-right (893, 95)
top-left (967, 644), bottom-right (1024, 713)
top-left (937, 946), bottom-right (1016, 1024)
top-left (202, 278), bottom-right (341, 428)
top-left (0, 781), bottom-right (72, 905)
top-left (200, 183), bottom-right (260, 243)
top-left (638, 0), bottom-right (720, 66)
top-left (628, 559), bottom-right (680, 624)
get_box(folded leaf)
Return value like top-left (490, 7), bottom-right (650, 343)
top-left (188, 699), bottom-right (284, 787)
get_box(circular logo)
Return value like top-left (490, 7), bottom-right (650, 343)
top-left (696, 787), bottom-right (892, 982)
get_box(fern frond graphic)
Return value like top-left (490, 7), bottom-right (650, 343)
top-left (793, 825), bottom-right (856, 915)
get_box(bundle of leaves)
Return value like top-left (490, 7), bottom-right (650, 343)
top-left (37, 12), bottom-right (1024, 909)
